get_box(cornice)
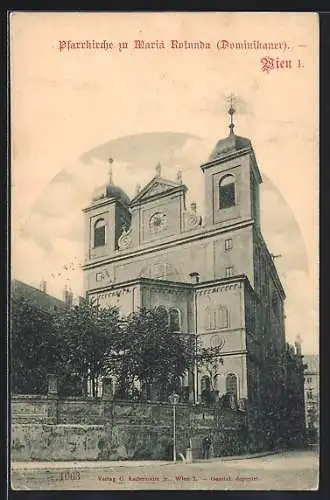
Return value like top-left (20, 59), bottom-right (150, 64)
top-left (200, 146), bottom-right (253, 171)
top-left (85, 274), bottom-right (247, 296)
top-left (82, 218), bottom-right (254, 271)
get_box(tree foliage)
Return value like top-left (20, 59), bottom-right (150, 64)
top-left (258, 342), bottom-right (306, 449)
top-left (52, 301), bottom-right (122, 397)
top-left (118, 307), bottom-right (195, 399)
top-left (11, 294), bottom-right (64, 393)
top-left (11, 298), bottom-right (223, 401)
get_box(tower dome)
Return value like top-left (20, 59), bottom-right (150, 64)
top-left (91, 183), bottom-right (130, 206)
top-left (91, 159), bottom-right (130, 206)
top-left (209, 97), bottom-right (252, 161)
top-left (209, 133), bottom-right (252, 161)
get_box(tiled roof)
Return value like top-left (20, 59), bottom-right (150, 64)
top-left (11, 279), bottom-right (65, 312)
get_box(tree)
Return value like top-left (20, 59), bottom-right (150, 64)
top-left (117, 307), bottom-right (224, 401)
top-left (258, 342), bottom-right (306, 449)
top-left (199, 353), bottom-right (224, 406)
top-left (52, 301), bottom-right (122, 397)
top-left (11, 294), bottom-right (66, 393)
top-left (119, 307), bottom-right (193, 399)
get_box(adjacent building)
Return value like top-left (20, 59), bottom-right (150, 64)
top-left (11, 279), bottom-right (66, 312)
top-left (11, 279), bottom-right (85, 311)
top-left (304, 354), bottom-right (319, 442)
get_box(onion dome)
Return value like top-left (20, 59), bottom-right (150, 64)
top-left (209, 96), bottom-right (252, 161)
top-left (91, 158), bottom-right (130, 206)
top-left (209, 134), bottom-right (252, 161)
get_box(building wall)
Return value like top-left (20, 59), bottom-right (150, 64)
top-left (11, 395), bottom-right (248, 462)
top-left (84, 226), bottom-right (255, 294)
top-left (304, 355), bottom-right (319, 440)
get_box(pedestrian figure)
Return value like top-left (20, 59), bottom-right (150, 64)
top-left (202, 435), bottom-right (212, 459)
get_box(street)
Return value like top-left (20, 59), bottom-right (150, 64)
top-left (11, 449), bottom-right (318, 491)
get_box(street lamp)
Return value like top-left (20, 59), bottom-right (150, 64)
top-left (168, 391), bottom-right (180, 462)
top-left (189, 271), bottom-right (200, 405)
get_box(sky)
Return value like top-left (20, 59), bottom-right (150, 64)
top-left (11, 12), bottom-right (318, 354)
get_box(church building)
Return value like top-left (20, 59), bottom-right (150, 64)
top-left (82, 108), bottom-right (286, 410)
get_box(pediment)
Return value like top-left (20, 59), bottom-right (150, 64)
top-left (131, 177), bottom-right (183, 205)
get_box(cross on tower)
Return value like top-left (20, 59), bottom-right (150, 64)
top-left (107, 157), bottom-right (114, 184)
top-left (228, 94), bottom-right (236, 135)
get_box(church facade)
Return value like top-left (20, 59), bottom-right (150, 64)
top-left (82, 123), bottom-right (286, 410)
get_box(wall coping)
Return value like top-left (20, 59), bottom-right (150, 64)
top-left (12, 394), bottom-right (49, 400)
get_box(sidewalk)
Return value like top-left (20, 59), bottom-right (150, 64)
top-left (11, 460), bottom-right (172, 470)
top-left (11, 450), bottom-right (281, 471)
top-left (195, 449), bottom-right (282, 463)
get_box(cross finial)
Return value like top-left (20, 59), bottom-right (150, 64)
top-left (176, 170), bottom-right (182, 183)
top-left (228, 95), bottom-right (235, 135)
top-left (135, 183), bottom-right (141, 195)
top-left (155, 162), bottom-right (161, 177)
top-left (107, 157), bottom-right (114, 183)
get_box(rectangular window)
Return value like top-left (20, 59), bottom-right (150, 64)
top-left (225, 238), bottom-right (233, 251)
top-left (307, 390), bottom-right (313, 400)
top-left (225, 266), bottom-right (234, 278)
top-left (94, 227), bottom-right (105, 247)
top-left (306, 377), bottom-right (312, 384)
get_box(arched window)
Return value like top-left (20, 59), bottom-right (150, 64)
top-left (214, 374), bottom-right (222, 393)
top-left (201, 375), bottom-right (211, 392)
top-left (155, 305), bottom-right (169, 323)
top-left (218, 306), bottom-right (229, 329)
top-left (219, 175), bottom-right (236, 209)
top-left (94, 219), bottom-right (106, 247)
top-left (205, 305), bottom-right (229, 330)
top-left (226, 373), bottom-right (238, 398)
top-left (169, 308), bottom-right (181, 332)
top-left (204, 306), bottom-right (211, 330)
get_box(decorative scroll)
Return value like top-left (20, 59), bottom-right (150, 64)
top-left (118, 225), bottom-right (132, 249)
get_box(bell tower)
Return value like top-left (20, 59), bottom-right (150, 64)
top-left (201, 99), bottom-right (262, 229)
top-left (82, 159), bottom-right (131, 264)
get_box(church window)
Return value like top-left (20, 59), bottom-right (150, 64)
top-left (225, 266), bottom-right (234, 278)
top-left (201, 375), bottom-right (211, 391)
top-left (219, 175), bottom-right (236, 209)
top-left (212, 309), bottom-right (217, 329)
top-left (218, 306), bottom-right (229, 328)
top-left (94, 219), bottom-right (106, 247)
top-left (155, 305), bottom-right (169, 322)
top-left (214, 374), bottom-right (221, 392)
top-left (225, 238), bottom-right (233, 251)
top-left (204, 306), bottom-right (211, 330)
top-left (169, 308), bottom-right (181, 332)
top-left (226, 373), bottom-right (238, 398)
top-left (205, 306), bottom-right (229, 330)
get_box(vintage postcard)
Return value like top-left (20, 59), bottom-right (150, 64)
top-left (10, 12), bottom-right (319, 491)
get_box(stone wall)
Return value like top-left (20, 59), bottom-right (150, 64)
top-left (11, 395), bottom-right (248, 461)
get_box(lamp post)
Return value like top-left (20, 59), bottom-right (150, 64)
top-left (168, 391), bottom-right (180, 462)
top-left (189, 272), bottom-right (200, 405)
